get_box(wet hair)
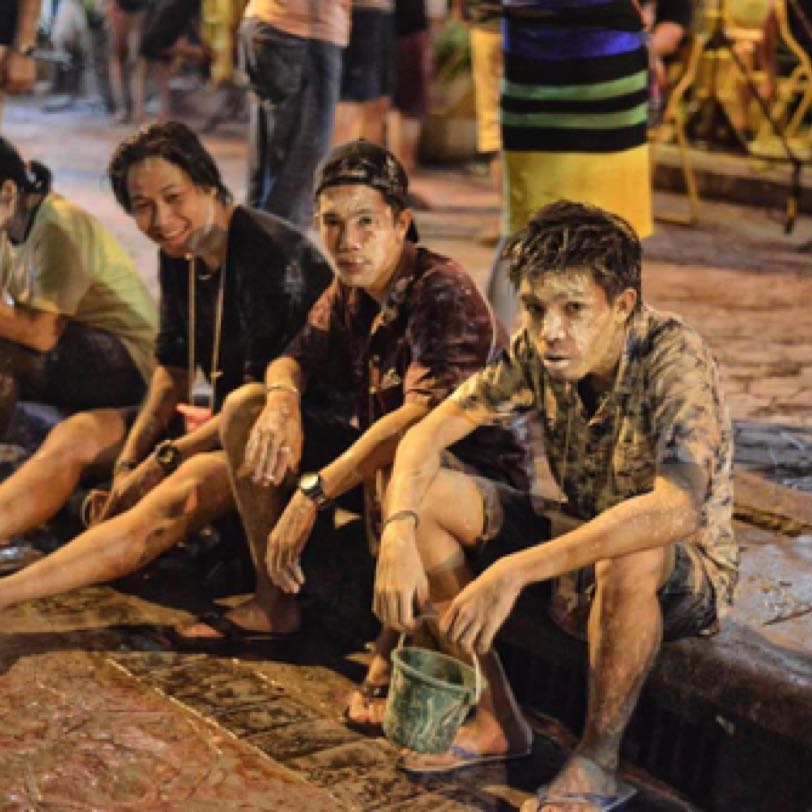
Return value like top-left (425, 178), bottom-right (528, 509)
top-left (107, 120), bottom-right (232, 212)
top-left (503, 200), bottom-right (642, 306)
top-left (0, 136), bottom-right (53, 196)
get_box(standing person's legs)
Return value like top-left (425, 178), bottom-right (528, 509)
top-left (239, 19), bottom-right (341, 229)
top-left (0, 408), bottom-right (129, 540)
top-left (334, 8), bottom-right (392, 147)
top-left (105, 2), bottom-right (145, 122)
top-left (0, 450), bottom-right (234, 611)
top-left (389, 28), bottom-right (431, 176)
top-left (106, 0), bottom-right (129, 119)
top-left (265, 36), bottom-right (342, 229)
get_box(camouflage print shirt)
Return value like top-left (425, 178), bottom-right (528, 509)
top-left (451, 305), bottom-right (737, 614)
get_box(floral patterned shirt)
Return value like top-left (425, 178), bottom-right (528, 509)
top-left (283, 241), bottom-right (531, 489)
top-left (451, 305), bottom-right (737, 613)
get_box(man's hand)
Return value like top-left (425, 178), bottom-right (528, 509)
top-left (98, 456), bottom-right (167, 521)
top-left (1, 50), bottom-right (36, 95)
top-left (439, 558), bottom-right (522, 654)
top-left (373, 522), bottom-right (430, 632)
top-left (244, 393), bottom-right (302, 486)
top-left (266, 490), bottom-right (317, 592)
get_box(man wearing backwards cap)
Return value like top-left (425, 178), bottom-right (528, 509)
top-left (178, 140), bottom-right (531, 730)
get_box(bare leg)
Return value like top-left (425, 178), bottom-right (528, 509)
top-left (360, 97), bottom-right (388, 145)
top-left (332, 100), bottom-right (363, 146)
top-left (131, 56), bottom-right (148, 123)
top-left (395, 469), bottom-right (532, 768)
top-left (106, 4), bottom-right (130, 121)
top-left (521, 547), bottom-right (672, 811)
top-left (387, 110), bottom-right (422, 175)
top-left (0, 409), bottom-right (127, 539)
top-left (0, 451), bottom-right (233, 611)
top-left (178, 383), bottom-right (300, 637)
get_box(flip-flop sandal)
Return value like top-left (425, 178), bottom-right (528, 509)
top-left (0, 544), bottom-right (44, 576)
top-left (167, 609), bottom-right (300, 650)
top-left (342, 679), bottom-right (389, 736)
top-left (397, 743), bottom-right (532, 775)
top-left (534, 782), bottom-right (637, 810)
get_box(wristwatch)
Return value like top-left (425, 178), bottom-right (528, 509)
top-left (298, 471), bottom-right (330, 510)
top-left (153, 440), bottom-right (182, 474)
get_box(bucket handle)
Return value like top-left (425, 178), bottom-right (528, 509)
top-left (396, 633), bottom-right (484, 704)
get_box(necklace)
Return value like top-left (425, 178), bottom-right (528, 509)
top-left (187, 250), bottom-right (227, 412)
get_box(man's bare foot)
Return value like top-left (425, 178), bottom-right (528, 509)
top-left (398, 714), bottom-right (533, 774)
top-left (521, 753), bottom-right (632, 812)
top-left (174, 595), bottom-right (300, 639)
top-left (344, 652), bottom-right (391, 731)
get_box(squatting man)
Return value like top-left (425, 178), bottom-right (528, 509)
top-left (374, 201), bottom-right (737, 809)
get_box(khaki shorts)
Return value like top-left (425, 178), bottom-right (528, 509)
top-left (470, 26), bottom-right (503, 154)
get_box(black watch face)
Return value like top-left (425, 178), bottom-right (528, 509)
top-left (157, 443), bottom-right (180, 469)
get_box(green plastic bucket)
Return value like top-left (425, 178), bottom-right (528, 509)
top-left (383, 636), bottom-right (485, 753)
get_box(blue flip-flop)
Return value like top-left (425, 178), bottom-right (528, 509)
top-left (534, 782), bottom-right (637, 810)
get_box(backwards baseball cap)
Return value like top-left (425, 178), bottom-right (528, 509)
top-left (313, 139), bottom-right (419, 242)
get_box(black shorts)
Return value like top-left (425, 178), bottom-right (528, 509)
top-left (340, 8), bottom-right (393, 102)
top-left (471, 479), bottom-right (719, 642)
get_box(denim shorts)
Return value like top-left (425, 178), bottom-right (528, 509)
top-left (471, 478), bottom-right (719, 642)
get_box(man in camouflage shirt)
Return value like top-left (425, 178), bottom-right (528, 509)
top-left (374, 201), bottom-right (736, 809)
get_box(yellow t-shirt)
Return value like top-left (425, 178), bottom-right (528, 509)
top-left (0, 193), bottom-right (158, 383)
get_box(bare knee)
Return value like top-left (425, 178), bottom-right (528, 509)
top-left (220, 382), bottom-right (265, 455)
top-left (145, 453), bottom-right (230, 523)
top-left (594, 548), bottom-right (668, 613)
top-left (39, 412), bottom-right (112, 469)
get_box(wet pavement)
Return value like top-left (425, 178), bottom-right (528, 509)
top-left (1, 96), bottom-right (811, 810)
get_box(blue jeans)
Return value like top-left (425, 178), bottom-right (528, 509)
top-left (239, 18), bottom-right (343, 230)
